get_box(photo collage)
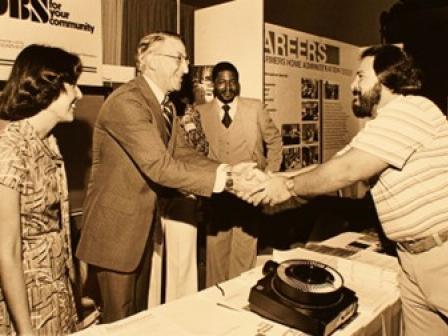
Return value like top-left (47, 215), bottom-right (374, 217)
top-left (281, 77), bottom-right (322, 171)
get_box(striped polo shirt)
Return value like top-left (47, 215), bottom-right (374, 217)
top-left (349, 95), bottom-right (448, 241)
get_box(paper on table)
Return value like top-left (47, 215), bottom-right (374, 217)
top-left (213, 267), bottom-right (264, 311)
top-left (350, 250), bottom-right (399, 273)
top-left (223, 319), bottom-right (309, 336)
top-left (349, 250), bottom-right (399, 285)
top-left (318, 232), bottom-right (399, 285)
top-left (154, 295), bottom-right (253, 336)
top-left (104, 311), bottom-right (192, 336)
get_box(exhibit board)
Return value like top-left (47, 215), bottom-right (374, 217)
top-left (264, 23), bottom-right (362, 169)
top-left (194, 0), bottom-right (263, 100)
top-left (0, 0), bottom-right (102, 85)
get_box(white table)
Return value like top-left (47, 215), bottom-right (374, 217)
top-left (74, 233), bottom-right (401, 336)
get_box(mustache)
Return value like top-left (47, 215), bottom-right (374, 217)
top-left (352, 89), bottom-right (361, 97)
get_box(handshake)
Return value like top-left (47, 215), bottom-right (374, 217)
top-left (227, 162), bottom-right (312, 212)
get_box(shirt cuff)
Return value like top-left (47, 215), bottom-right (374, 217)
top-left (213, 164), bottom-right (230, 193)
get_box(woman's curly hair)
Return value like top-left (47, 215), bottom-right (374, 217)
top-left (0, 44), bottom-right (82, 121)
top-left (362, 44), bottom-right (421, 95)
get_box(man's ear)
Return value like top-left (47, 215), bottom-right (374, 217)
top-left (141, 53), bottom-right (156, 71)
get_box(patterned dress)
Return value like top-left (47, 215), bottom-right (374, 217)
top-left (0, 120), bottom-right (77, 335)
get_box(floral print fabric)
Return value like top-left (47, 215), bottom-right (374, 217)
top-left (0, 120), bottom-right (77, 335)
top-left (179, 104), bottom-right (209, 156)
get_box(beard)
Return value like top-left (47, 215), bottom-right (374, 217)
top-left (352, 82), bottom-right (381, 118)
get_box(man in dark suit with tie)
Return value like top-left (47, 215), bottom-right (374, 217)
top-left (194, 62), bottom-right (283, 287)
top-left (76, 33), bottom-right (259, 323)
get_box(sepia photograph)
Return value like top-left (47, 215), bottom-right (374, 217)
top-left (281, 146), bottom-right (301, 171)
top-left (301, 77), bottom-right (319, 99)
top-left (281, 123), bottom-right (301, 145)
top-left (301, 101), bottom-right (319, 121)
top-left (0, 0), bottom-right (446, 335)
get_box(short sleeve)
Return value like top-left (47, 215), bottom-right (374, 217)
top-left (350, 99), bottom-right (437, 169)
top-left (0, 142), bottom-right (26, 193)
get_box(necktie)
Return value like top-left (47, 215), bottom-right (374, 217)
top-left (161, 96), bottom-right (174, 138)
top-left (222, 104), bottom-right (231, 128)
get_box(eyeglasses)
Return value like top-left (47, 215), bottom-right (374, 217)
top-left (152, 53), bottom-right (190, 65)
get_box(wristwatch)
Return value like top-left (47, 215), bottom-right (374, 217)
top-left (285, 178), bottom-right (297, 197)
top-left (224, 169), bottom-right (234, 191)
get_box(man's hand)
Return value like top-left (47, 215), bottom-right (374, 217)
top-left (239, 174), bottom-right (292, 206)
top-left (229, 162), bottom-right (269, 194)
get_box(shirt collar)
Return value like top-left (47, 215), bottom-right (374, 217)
top-left (216, 97), bottom-right (238, 109)
top-left (143, 74), bottom-right (166, 105)
top-left (216, 97), bottom-right (238, 120)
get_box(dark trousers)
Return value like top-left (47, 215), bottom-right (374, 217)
top-left (93, 238), bottom-right (153, 323)
top-left (204, 193), bottom-right (260, 287)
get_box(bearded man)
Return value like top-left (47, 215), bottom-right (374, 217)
top-left (243, 44), bottom-right (448, 336)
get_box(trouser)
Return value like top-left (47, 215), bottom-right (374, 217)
top-left (206, 226), bottom-right (257, 287)
top-left (148, 196), bottom-right (199, 305)
top-left (94, 237), bottom-right (153, 323)
top-left (205, 193), bottom-right (259, 287)
top-left (148, 217), bottom-right (198, 305)
top-left (397, 241), bottom-right (448, 335)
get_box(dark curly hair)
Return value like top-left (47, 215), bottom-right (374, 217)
top-left (211, 62), bottom-right (239, 82)
top-left (0, 44), bottom-right (82, 121)
top-left (361, 44), bottom-right (421, 94)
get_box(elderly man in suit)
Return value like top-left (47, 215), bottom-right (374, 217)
top-left (76, 33), bottom-right (260, 323)
top-left (194, 62), bottom-right (283, 287)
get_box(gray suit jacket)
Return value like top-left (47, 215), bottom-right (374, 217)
top-left (195, 97), bottom-right (282, 172)
top-left (76, 75), bottom-right (218, 272)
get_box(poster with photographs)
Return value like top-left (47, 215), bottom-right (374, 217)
top-left (264, 23), bottom-right (362, 169)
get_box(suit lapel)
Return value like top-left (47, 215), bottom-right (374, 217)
top-left (134, 76), bottom-right (171, 146)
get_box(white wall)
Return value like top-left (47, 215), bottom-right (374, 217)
top-left (194, 0), bottom-right (264, 100)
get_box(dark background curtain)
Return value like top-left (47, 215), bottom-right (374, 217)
top-left (180, 3), bottom-right (195, 64)
top-left (102, 0), bottom-right (124, 65)
top-left (121, 0), bottom-right (178, 67)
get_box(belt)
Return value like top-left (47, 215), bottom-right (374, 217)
top-left (398, 228), bottom-right (448, 254)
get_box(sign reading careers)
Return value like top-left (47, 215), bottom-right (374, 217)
top-left (0, 0), bottom-right (102, 85)
top-left (264, 23), bottom-right (361, 168)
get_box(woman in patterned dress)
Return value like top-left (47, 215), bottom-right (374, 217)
top-left (0, 44), bottom-right (82, 335)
